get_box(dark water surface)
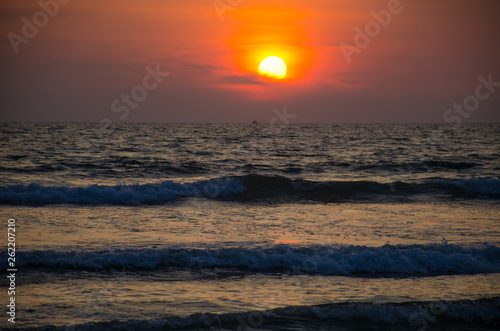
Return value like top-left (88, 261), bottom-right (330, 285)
top-left (1, 123), bottom-right (499, 330)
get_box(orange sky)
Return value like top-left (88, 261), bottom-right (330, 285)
top-left (0, 0), bottom-right (499, 122)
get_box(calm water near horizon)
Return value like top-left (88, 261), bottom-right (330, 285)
top-left (1, 122), bottom-right (499, 330)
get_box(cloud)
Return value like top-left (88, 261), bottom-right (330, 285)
top-left (182, 63), bottom-right (229, 76)
top-left (219, 75), bottom-right (266, 85)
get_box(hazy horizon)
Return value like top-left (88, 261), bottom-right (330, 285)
top-left (2, 120), bottom-right (500, 124)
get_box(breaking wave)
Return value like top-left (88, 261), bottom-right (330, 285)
top-left (0, 175), bottom-right (499, 205)
top-left (9, 244), bottom-right (500, 275)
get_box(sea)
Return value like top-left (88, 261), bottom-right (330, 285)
top-left (0, 122), bottom-right (499, 330)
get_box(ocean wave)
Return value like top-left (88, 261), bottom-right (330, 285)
top-left (0, 177), bottom-right (245, 205)
top-left (441, 177), bottom-right (500, 195)
top-left (8, 244), bottom-right (500, 275)
top-left (0, 175), bottom-right (499, 205)
top-left (8, 298), bottom-right (499, 330)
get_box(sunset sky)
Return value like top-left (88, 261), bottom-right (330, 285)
top-left (0, 0), bottom-right (499, 123)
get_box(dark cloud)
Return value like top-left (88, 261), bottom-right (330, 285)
top-left (182, 63), bottom-right (229, 76)
top-left (219, 75), bottom-right (267, 85)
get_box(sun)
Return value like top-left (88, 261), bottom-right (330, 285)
top-left (258, 56), bottom-right (287, 80)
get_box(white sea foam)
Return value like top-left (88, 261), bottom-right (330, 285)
top-left (0, 177), bottom-right (245, 204)
top-left (13, 244), bottom-right (500, 275)
top-left (1, 176), bottom-right (499, 205)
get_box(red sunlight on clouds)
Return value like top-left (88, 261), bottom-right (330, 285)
top-left (228, 6), bottom-right (315, 82)
top-left (0, 0), bottom-right (499, 122)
